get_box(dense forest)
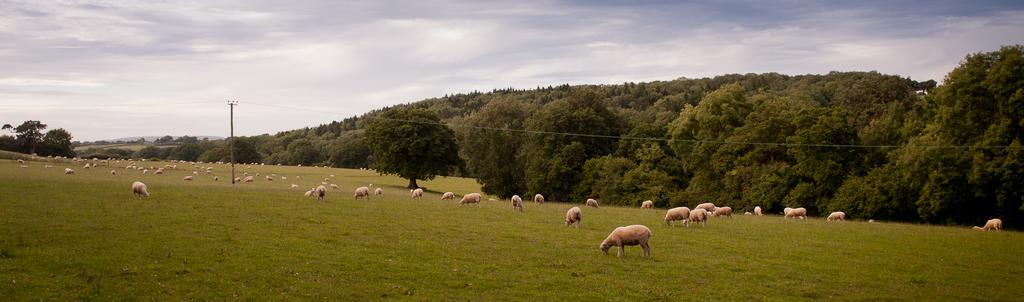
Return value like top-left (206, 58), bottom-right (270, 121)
top-left (27, 46), bottom-right (1021, 227)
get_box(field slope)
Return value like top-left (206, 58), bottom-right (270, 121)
top-left (1, 159), bottom-right (1022, 300)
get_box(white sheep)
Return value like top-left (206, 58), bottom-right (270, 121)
top-left (785, 207), bottom-right (807, 220)
top-left (244, 176), bottom-right (254, 183)
top-left (374, 188), bottom-right (383, 196)
top-left (354, 186), bottom-right (370, 200)
top-left (214, 176), bottom-right (219, 181)
top-left (827, 212), bottom-right (846, 222)
top-left (754, 206), bottom-right (763, 216)
top-left (143, 169), bottom-right (149, 175)
top-left (459, 193), bottom-right (482, 207)
top-left (783, 207), bottom-right (793, 216)
top-left (17, 159), bottom-right (24, 164)
top-left (291, 184), bottom-right (299, 188)
top-left (600, 225), bottom-right (651, 258)
top-left (315, 185), bottom-right (327, 201)
top-left (183, 175), bottom-right (193, 181)
top-left (534, 194), bottom-right (545, 204)
top-left (265, 176), bottom-right (274, 181)
top-left (155, 168), bottom-right (164, 175)
top-left (565, 207), bottom-right (582, 228)
top-left (511, 195), bottom-right (524, 212)
top-left (977, 218), bottom-right (1003, 231)
top-left (131, 181), bottom-right (149, 198)
top-left (64, 168), bottom-right (75, 174)
top-left (641, 200), bottom-right (654, 209)
top-left (19, 165), bottom-right (27, 168)
top-left (586, 198), bottom-right (600, 208)
top-left (110, 170), bottom-right (117, 175)
top-left (304, 189), bottom-right (314, 197)
top-left (713, 206), bottom-right (733, 218)
top-left (664, 207), bottom-right (691, 227)
top-left (695, 202), bottom-right (716, 212)
top-left (441, 192), bottom-right (455, 200)
top-left (688, 208), bottom-right (708, 227)
top-left (412, 188), bottom-right (424, 199)
top-left (330, 184), bottom-right (340, 190)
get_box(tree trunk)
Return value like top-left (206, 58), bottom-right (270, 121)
top-left (407, 178), bottom-right (418, 189)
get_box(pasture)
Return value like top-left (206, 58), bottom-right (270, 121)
top-left (1, 157), bottom-right (1022, 300)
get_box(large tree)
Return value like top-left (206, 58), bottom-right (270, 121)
top-left (40, 128), bottom-right (74, 157)
top-left (365, 107), bottom-right (462, 189)
top-left (14, 120), bottom-right (47, 154)
top-left (458, 98), bottom-right (533, 198)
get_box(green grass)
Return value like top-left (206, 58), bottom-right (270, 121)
top-left (73, 144), bottom-right (168, 152)
top-left (1, 158), bottom-right (1022, 300)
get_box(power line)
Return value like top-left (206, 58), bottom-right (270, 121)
top-left (240, 101), bottom-right (1023, 150)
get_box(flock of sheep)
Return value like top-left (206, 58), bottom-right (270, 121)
top-left (14, 155), bottom-right (1008, 258)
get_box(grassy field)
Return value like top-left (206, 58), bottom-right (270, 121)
top-left (73, 144), bottom-right (169, 152)
top-left (1, 157), bottom-right (1022, 300)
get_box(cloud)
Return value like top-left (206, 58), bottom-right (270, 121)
top-left (0, 0), bottom-right (1022, 141)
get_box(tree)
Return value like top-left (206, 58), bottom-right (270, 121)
top-left (459, 98), bottom-right (533, 198)
top-left (328, 131), bottom-right (370, 168)
top-left (135, 146), bottom-right (163, 159)
top-left (168, 144), bottom-right (204, 161)
top-left (40, 128), bottom-right (74, 157)
top-left (14, 120), bottom-right (47, 154)
top-left (365, 108), bottom-right (462, 188)
top-left (155, 135), bottom-right (174, 144)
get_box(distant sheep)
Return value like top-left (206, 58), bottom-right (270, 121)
top-left (754, 206), bottom-right (763, 216)
top-left (17, 159), bottom-right (24, 164)
top-left (586, 198), bottom-right (599, 208)
top-left (785, 207), bottom-right (807, 220)
top-left (412, 188), bottom-right (424, 199)
top-left (265, 176), bottom-right (273, 181)
top-left (977, 218), bottom-right (1003, 231)
top-left (511, 195), bottom-right (524, 212)
top-left (291, 184), bottom-right (299, 188)
top-left (695, 202), bottom-right (716, 212)
top-left (110, 170), bottom-right (117, 175)
top-left (599, 225), bottom-right (651, 258)
top-left (244, 176), bottom-right (254, 183)
top-left (459, 193), bottom-right (482, 207)
top-left (131, 181), bottom-right (149, 198)
top-left (664, 207), bottom-right (691, 227)
top-left (374, 188), bottom-right (383, 196)
top-left (641, 200), bottom-right (654, 209)
top-left (330, 184), bottom-right (340, 190)
top-left (534, 194), bottom-right (545, 204)
top-left (315, 185), bottom-right (327, 201)
top-left (354, 186), bottom-right (370, 200)
top-left (64, 168), bottom-right (75, 174)
top-left (688, 208), bottom-right (708, 227)
top-left (183, 175), bottom-right (193, 181)
top-left (565, 207), bottom-right (582, 228)
top-left (19, 165), bottom-right (27, 168)
top-left (827, 212), bottom-right (846, 222)
top-left (441, 192), bottom-right (455, 200)
top-left (214, 176), bottom-right (219, 181)
top-left (304, 189), bottom-right (314, 197)
top-left (712, 207), bottom-right (733, 218)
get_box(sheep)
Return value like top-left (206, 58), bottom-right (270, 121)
top-left (374, 188), bottom-right (383, 196)
top-left (304, 189), bottom-right (314, 197)
top-left (565, 207), bottom-right (582, 228)
top-left (695, 202), bottom-right (716, 212)
top-left (783, 207), bottom-right (793, 216)
top-left (441, 192), bottom-right (455, 200)
top-left (754, 206), bottom-right (763, 216)
top-left (785, 207), bottom-right (807, 220)
top-left (45, 165), bottom-right (52, 168)
top-left (131, 181), bottom-right (149, 198)
top-left (459, 193), bottom-right (482, 207)
top-left (330, 184), bottom-right (340, 190)
top-left (599, 225), bottom-right (652, 258)
top-left (19, 165), bottom-right (27, 168)
top-left (83, 163), bottom-right (91, 169)
top-left (183, 175), bottom-right (193, 181)
top-left (586, 198), bottom-right (600, 208)
top-left (664, 207), bottom-right (691, 227)
top-left (64, 168), bottom-right (75, 174)
top-left (110, 170), bottom-right (117, 175)
top-left (868, 219), bottom-right (876, 223)
top-left (265, 176), bottom-right (273, 181)
top-left (641, 200), bottom-right (654, 209)
top-left (214, 176), bottom-right (219, 181)
top-left (412, 188), bottom-right (424, 199)
top-left (688, 208), bottom-right (708, 227)
top-left (744, 212), bottom-right (753, 215)
top-left (143, 169), bottom-right (149, 175)
top-left (827, 212), bottom-right (846, 222)
top-left (712, 206), bottom-right (733, 218)
top-left (281, 176), bottom-right (287, 180)
top-left (534, 194), bottom-right (545, 204)
top-left (511, 195), bottom-right (524, 212)
top-left (233, 177), bottom-right (241, 183)
top-left (244, 176), bottom-right (254, 183)
top-left (291, 184), bottom-right (299, 188)
top-left (193, 171), bottom-right (199, 176)
top-left (978, 218), bottom-right (1003, 231)
top-left (17, 159), bottom-right (24, 164)
top-left (155, 168), bottom-right (164, 175)
top-left (354, 186), bottom-right (370, 200)
top-left (315, 185), bottom-right (328, 201)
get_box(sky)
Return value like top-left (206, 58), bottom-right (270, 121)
top-left (1, 0), bottom-right (1022, 141)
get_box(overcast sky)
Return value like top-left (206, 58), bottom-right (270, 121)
top-left (1, 0), bottom-right (1022, 141)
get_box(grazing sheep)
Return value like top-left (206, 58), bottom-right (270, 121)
top-left (17, 159), bottom-right (24, 164)
top-left (131, 181), bottom-right (149, 198)
top-left (785, 207), bottom-right (807, 220)
top-left (441, 192), bottom-right (455, 200)
top-left (713, 207), bottom-right (733, 218)
top-left (783, 207), bottom-right (793, 216)
top-left (868, 219), bottom-right (876, 223)
top-left (110, 170), bottom-right (117, 175)
top-left (244, 176), bottom-right (254, 183)
top-left (291, 184), bottom-right (299, 188)
top-left (565, 207), bottom-right (582, 228)
top-left (183, 175), bottom-right (193, 181)
top-left (827, 212), bottom-right (846, 222)
top-left (664, 207), bottom-right (691, 227)
top-left (979, 219), bottom-right (1003, 231)
top-left (143, 169), bottom-right (149, 175)
top-left (744, 212), bottom-right (753, 215)
top-left (973, 226), bottom-right (984, 231)
top-left (374, 188), bottom-right (383, 196)
top-left (586, 198), bottom-right (600, 208)
top-left (695, 202), bottom-right (716, 212)
top-left (754, 206), bottom-right (763, 216)
top-left (534, 194), bottom-right (545, 204)
top-left (45, 165), bottom-right (52, 168)
top-left (83, 163), bottom-right (91, 169)
top-left (599, 225), bottom-right (652, 258)
top-left (459, 193), bottom-right (482, 207)
top-left (64, 168), bottom-right (75, 175)
top-left (214, 176), bottom-right (219, 181)
top-left (511, 195), bottom-right (524, 212)
top-left (412, 188), bottom-right (424, 199)
top-left (330, 184), bottom-right (340, 190)
top-left (193, 171), bottom-right (199, 176)
top-left (315, 185), bottom-right (328, 201)
top-left (304, 189), bottom-right (314, 197)
top-left (19, 165), bottom-right (27, 168)
top-left (265, 176), bottom-right (274, 181)
top-left (354, 186), bottom-right (370, 200)
top-left (688, 208), bottom-right (708, 227)
top-left (641, 200), bottom-right (654, 209)
top-left (154, 168), bottom-right (164, 175)
top-left (281, 176), bottom-right (287, 180)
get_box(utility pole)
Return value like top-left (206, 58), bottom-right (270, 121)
top-left (228, 100), bottom-right (237, 187)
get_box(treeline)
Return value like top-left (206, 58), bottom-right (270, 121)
top-left (0, 121), bottom-right (75, 158)
top-left (85, 46), bottom-right (1020, 227)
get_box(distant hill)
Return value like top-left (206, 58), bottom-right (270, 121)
top-left (102, 136), bottom-right (224, 143)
